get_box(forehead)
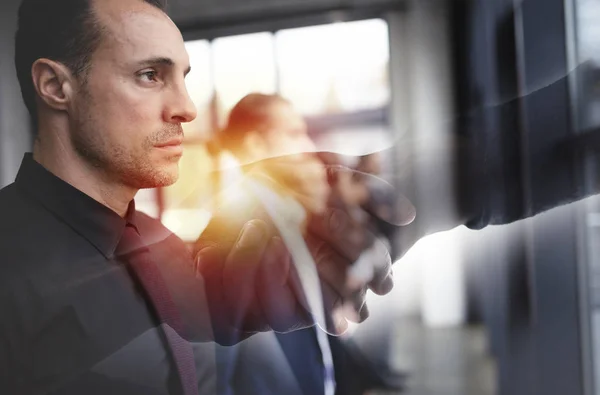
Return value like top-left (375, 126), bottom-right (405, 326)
top-left (93, 0), bottom-right (188, 66)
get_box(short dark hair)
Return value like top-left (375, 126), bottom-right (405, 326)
top-left (14, 0), bottom-right (167, 124)
top-left (219, 93), bottom-right (290, 153)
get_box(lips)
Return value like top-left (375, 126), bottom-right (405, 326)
top-left (155, 137), bottom-right (183, 148)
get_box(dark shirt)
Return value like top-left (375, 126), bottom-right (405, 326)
top-left (0, 154), bottom-right (213, 395)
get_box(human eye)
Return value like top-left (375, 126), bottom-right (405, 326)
top-left (137, 69), bottom-right (160, 83)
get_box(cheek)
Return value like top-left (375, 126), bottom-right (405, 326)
top-left (99, 106), bottom-right (147, 149)
top-left (91, 74), bottom-right (160, 124)
top-left (108, 94), bottom-right (151, 123)
top-left (98, 95), bottom-right (160, 147)
top-left (84, 73), bottom-right (167, 156)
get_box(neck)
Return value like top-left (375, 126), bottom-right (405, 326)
top-left (33, 123), bottom-right (136, 217)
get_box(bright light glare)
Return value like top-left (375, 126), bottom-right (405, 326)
top-left (213, 32), bottom-right (277, 126)
top-left (276, 19), bottom-right (390, 115)
top-left (183, 39), bottom-right (212, 139)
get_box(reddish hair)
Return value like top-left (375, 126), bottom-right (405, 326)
top-left (218, 93), bottom-right (290, 154)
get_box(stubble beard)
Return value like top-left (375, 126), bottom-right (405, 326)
top-left (71, 104), bottom-right (182, 190)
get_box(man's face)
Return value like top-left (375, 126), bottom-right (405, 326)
top-left (261, 102), bottom-right (316, 157)
top-left (69, 0), bottom-right (196, 189)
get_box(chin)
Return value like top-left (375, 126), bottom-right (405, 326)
top-left (154, 169), bottom-right (179, 187)
top-left (122, 154), bottom-right (180, 188)
top-left (134, 167), bottom-right (179, 189)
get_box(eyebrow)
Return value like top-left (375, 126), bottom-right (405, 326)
top-left (137, 57), bottom-right (192, 76)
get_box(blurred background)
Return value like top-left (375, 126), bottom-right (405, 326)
top-left (3, 0), bottom-right (600, 394)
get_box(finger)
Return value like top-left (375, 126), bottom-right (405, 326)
top-left (363, 190), bottom-right (416, 227)
top-left (350, 237), bottom-right (394, 296)
top-left (195, 210), bottom-right (251, 255)
top-left (195, 246), bottom-right (245, 344)
top-left (368, 240), bottom-right (394, 296)
top-left (347, 250), bottom-right (377, 286)
top-left (320, 276), bottom-right (354, 335)
top-left (330, 306), bottom-right (350, 335)
top-left (222, 220), bottom-right (270, 331)
top-left (324, 287), bottom-right (370, 334)
top-left (370, 270), bottom-right (394, 296)
top-left (394, 192), bottom-right (417, 226)
top-left (312, 242), bottom-right (384, 328)
top-left (194, 246), bottom-right (223, 279)
top-left (258, 237), bottom-right (309, 332)
top-left (197, 170), bottom-right (280, 254)
top-left (338, 288), bottom-right (368, 324)
top-left (351, 287), bottom-right (368, 315)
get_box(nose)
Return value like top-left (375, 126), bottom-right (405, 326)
top-left (164, 82), bottom-right (197, 124)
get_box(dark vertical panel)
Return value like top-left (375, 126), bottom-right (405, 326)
top-left (516, 0), bottom-right (583, 394)
top-left (453, 1), bottom-right (535, 395)
top-left (452, 0), bottom-right (589, 394)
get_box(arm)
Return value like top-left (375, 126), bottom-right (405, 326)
top-left (329, 117), bottom-right (600, 262)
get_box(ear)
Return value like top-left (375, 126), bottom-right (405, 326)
top-left (31, 58), bottom-right (75, 112)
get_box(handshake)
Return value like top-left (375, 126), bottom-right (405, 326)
top-left (193, 153), bottom-right (416, 344)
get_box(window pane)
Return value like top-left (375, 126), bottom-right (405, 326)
top-left (212, 32), bottom-right (277, 127)
top-left (276, 19), bottom-right (390, 115)
top-left (577, 0), bottom-right (600, 67)
top-left (184, 39), bottom-right (213, 140)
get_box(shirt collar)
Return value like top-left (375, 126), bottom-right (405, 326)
top-left (15, 153), bottom-right (133, 258)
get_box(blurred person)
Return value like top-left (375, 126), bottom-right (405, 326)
top-left (208, 93), bottom-right (336, 395)
top-left (200, 93), bottom-right (406, 395)
top-left (196, 89), bottom-right (600, 395)
top-left (0, 1), bottom-right (402, 394)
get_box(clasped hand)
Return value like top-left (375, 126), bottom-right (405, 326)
top-left (193, 153), bottom-right (415, 343)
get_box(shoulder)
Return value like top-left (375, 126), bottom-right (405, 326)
top-left (0, 183), bottom-right (52, 247)
top-left (0, 182), bottom-right (22, 209)
top-left (0, 182), bottom-right (52, 222)
top-left (0, 183), bottom-right (89, 278)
